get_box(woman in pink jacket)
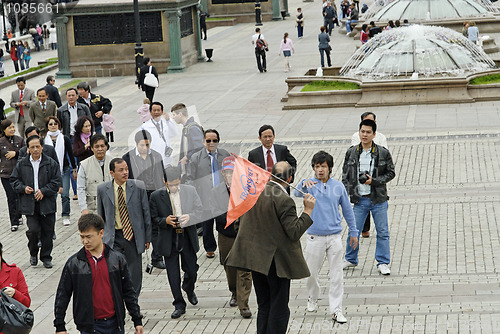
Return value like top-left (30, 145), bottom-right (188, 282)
top-left (278, 33), bottom-right (295, 72)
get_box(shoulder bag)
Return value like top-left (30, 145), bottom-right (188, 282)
top-left (0, 288), bottom-right (34, 334)
top-left (144, 66), bottom-right (159, 88)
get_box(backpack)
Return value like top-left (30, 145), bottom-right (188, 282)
top-left (256, 34), bottom-right (267, 52)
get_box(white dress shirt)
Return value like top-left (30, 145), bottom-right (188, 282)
top-left (30, 155), bottom-right (42, 191)
top-left (261, 145), bottom-right (277, 171)
top-left (68, 104), bottom-right (78, 136)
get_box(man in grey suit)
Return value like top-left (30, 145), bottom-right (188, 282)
top-left (29, 88), bottom-right (57, 135)
top-left (9, 76), bottom-right (36, 138)
top-left (97, 157), bottom-right (152, 298)
top-left (150, 166), bottom-right (203, 319)
top-left (186, 129), bottom-right (230, 258)
top-left (57, 88), bottom-right (91, 137)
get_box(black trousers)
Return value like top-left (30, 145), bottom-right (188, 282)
top-left (146, 190), bottom-right (162, 263)
top-left (201, 23), bottom-right (207, 39)
top-left (113, 230), bottom-right (143, 299)
top-left (164, 233), bottom-right (199, 310)
top-left (201, 214), bottom-right (222, 253)
top-left (144, 87), bottom-right (155, 102)
top-left (252, 260), bottom-right (291, 334)
top-left (255, 50), bottom-right (267, 72)
top-left (26, 203), bottom-right (55, 262)
top-left (1, 177), bottom-right (21, 226)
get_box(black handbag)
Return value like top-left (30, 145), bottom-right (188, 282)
top-left (0, 288), bottom-right (34, 334)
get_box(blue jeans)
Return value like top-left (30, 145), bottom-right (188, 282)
top-left (297, 25), bottom-right (303, 38)
top-left (346, 20), bottom-right (358, 33)
top-left (61, 166), bottom-right (72, 217)
top-left (95, 125), bottom-right (102, 134)
top-left (345, 197), bottom-right (390, 266)
top-left (319, 48), bottom-right (331, 68)
top-left (80, 316), bottom-right (124, 334)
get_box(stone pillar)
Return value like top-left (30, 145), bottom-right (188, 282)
top-left (55, 16), bottom-right (72, 78)
top-left (200, 0), bottom-right (208, 13)
top-left (166, 10), bottom-right (186, 73)
top-left (272, 0), bottom-right (281, 20)
top-left (195, 4), bottom-right (205, 62)
top-left (285, 0), bottom-right (290, 16)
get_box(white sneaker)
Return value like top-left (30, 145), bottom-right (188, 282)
top-left (306, 298), bottom-right (318, 312)
top-left (332, 310), bottom-right (347, 323)
top-left (378, 263), bottom-right (391, 275)
top-left (346, 32), bottom-right (351, 36)
top-left (63, 219), bottom-right (71, 226)
top-left (342, 260), bottom-right (357, 270)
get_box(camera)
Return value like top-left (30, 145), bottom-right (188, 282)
top-left (145, 263), bottom-right (153, 274)
top-left (358, 171), bottom-right (370, 184)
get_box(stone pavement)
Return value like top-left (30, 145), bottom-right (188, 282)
top-left (1, 0), bottom-right (500, 332)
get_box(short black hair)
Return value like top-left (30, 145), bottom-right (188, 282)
top-left (360, 112), bottom-right (376, 121)
top-left (90, 133), bottom-right (109, 149)
top-left (76, 81), bottom-right (90, 92)
top-left (27, 135), bottom-right (42, 147)
top-left (46, 75), bottom-right (55, 84)
top-left (66, 88), bottom-right (78, 95)
top-left (311, 150), bottom-right (333, 174)
top-left (25, 126), bottom-right (40, 137)
top-left (37, 87), bottom-right (47, 95)
top-left (135, 130), bottom-right (152, 144)
top-left (258, 125), bottom-right (275, 137)
top-left (165, 166), bottom-right (181, 182)
top-left (78, 213), bottom-right (104, 232)
top-left (370, 21), bottom-right (375, 26)
top-left (16, 76), bottom-right (26, 84)
top-left (110, 158), bottom-right (125, 172)
top-left (204, 129), bottom-right (220, 141)
top-left (143, 57), bottom-right (150, 66)
top-left (255, 28), bottom-right (260, 33)
top-left (359, 119), bottom-right (377, 133)
top-left (271, 162), bottom-right (292, 182)
top-left (149, 101), bottom-right (163, 112)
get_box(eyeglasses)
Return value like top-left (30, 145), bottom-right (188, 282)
top-left (48, 123), bottom-right (58, 126)
top-left (206, 139), bottom-right (219, 143)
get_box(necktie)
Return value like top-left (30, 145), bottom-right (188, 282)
top-left (210, 153), bottom-right (220, 186)
top-left (42, 103), bottom-right (46, 113)
top-left (266, 149), bottom-right (274, 172)
top-left (19, 91), bottom-right (23, 117)
top-left (117, 186), bottom-right (134, 241)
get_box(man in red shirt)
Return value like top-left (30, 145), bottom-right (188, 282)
top-left (54, 213), bottom-right (143, 334)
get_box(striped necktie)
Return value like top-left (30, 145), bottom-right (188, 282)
top-left (117, 185), bottom-right (134, 241)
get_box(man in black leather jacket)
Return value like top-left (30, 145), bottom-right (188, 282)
top-left (54, 213), bottom-right (143, 334)
top-left (342, 119), bottom-right (395, 275)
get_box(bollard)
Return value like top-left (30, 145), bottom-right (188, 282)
top-left (255, 2), bottom-right (263, 26)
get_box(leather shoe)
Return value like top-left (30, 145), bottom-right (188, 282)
top-left (362, 231), bottom-right (370, 238)
top-left (152, 260), bottom-right (166, 270)
top-left (30, 256), bottom-right (37, 266)
top-left (43, 261), bottom-right (53, 269)
top-left (240, 309), bottom-right (252, 318)
top-left (187, 291), bottom-right (198, 305)
top-left (206, 252), bottom-right (215, 258)
top-left (229, 297), bottom-right (237, 307)
top-left (171, 309), bottom-right (185, 319)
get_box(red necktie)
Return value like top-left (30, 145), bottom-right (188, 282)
top-left (19, 91), bottom-right (24, 117)
top-left (266, 149), bottom-right (274, 172)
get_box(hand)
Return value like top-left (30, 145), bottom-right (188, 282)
top-left (81, 209), bottom-right (90, 215)
top-left (303, 180), bottom-right (318, 188)
top-left (72, 170), bottom-right (77, 180)
top-left (5, 151), bottom-right (16, 160)
top-left (179, 214), bottom-right (190, 226)
top-left (303, 194), bottom-right (316, 213)
top-left (164, 113), bottom-right (170, 121)
top-left (85, 142), bottom-right (90, 149)
top-left (179, 156), bottom-right (188, 165)
top-left (166, 215), bottom-right (178, 227)
top-left (365, 174), bottom-right (372, 185)
top-left (145, 242), bottom-right (150, 250)
top-left (349, 236), bottom-right (358, 250)
top-left (58, 187), bottom-right (63, 194)
top-left (21, 101), bottom-right (28, 106)
top-left (34, 189), bottom-right (44, 201)
top-left (25, 186), bottom-right (34, 194)
top-left (3, 286), bottom-right (15, 297)
top-left (135, 325), bottom-right (144, 334)
top-left (95, 110), bottom-right (103, 118)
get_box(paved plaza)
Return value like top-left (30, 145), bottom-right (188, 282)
top-left (1, 0), bottom-right (500, 333)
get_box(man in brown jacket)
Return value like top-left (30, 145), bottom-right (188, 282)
top-left (226, 161), bottom-right (316, 334)
top-left (29, 88), bottom-right (57, 135)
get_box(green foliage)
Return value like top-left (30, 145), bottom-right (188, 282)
top-left (301, 80), bottom-right (360, 91)
top-left (469, 73), bottom-right (500, 85)
top-left (0, 59), bottom-right (58, 83)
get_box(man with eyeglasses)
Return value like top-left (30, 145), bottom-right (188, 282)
top-left (186, 129), bottom-right (230, 259)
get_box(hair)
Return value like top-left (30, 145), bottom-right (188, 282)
top-left (361, 24), bottom-right (368, 32)
top-left (51, 23), bottom-right (55, 28)
top-left (360, 112), bottom-right (376, 121)
top-left (143, 98), bottom-right (151, 104)
top-left (66, 88), bottom-right (78, 95)
top-left (258, 124), bottom-right (275, 137)
top-left (45, 116), bottom-right (62, 130)
top-left (24, 41), bottom-right (29, 47)
top-left (255, 28), bottom-right (261, 33)
top-left (204, 129), bottom-right (220, 141)
top-left (135, 129), bottom-right (152, 144)
top-left (78, 213), bottom-right (104, 232)
top-left (109, 157), bottom-right (125, 172)
top-left (0, 241), bottom-right (5, 264)
top-left (311, 151), bottom-right (334, 174)
top-left (37, 87), bottom-right (47, 95)
top-left (369, 21), bottom-right (375, 26)
top-left (171, 103), bottom-right (188, 116)
top-left (271, 162), bottom-right (293, 182)
top-left (25, 126), bottom-right (40, 138)
top-left (403, 19), bottom-right (409, 24)
top-left (0, 119), bottom-right (14, 137)
top-left (320, 26), bottom-right (326, 32)
top-left (359, 119), bottom-right (377, 133)
top-left (149, 101), bottom-right (164, 112)
top-left (76, 81), bottom-right (90, 92)
top-left (468, 21), bottom-right (476, 26)
top-left (395, 20), bottom-right (401, 27)
top-left (297, 7), bottom-right (301, 10)
top-left (90, 133), bottom-right (109, 149)
top-left (27, 135), bottom-right (42, 147)
top-left (10, 41), bottom-right (16, 47)
top-left (16, 76), bottom-right (26, 84)
top-left (74, 116), bottom-right (94, 138)
top-left (143, 57), bottom-right (150, 66)
top-left (283, 32), bottom-right (288, 44)
top-left (165, 166), bottom-right (181, 182)
top-left (388, 20), bottom-right (395, 28)
top-left (46, 75), bottom-right (55, 84)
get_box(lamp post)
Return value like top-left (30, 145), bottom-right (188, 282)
top-left (133, 0), bottom-right (143, 84)
top-left (1, 0), bottom-right (9, 52)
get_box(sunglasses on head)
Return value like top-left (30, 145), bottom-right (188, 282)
top-left (206, 139), bottom-right (219, 143)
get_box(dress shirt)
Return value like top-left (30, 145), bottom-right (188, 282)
top-left (261, 145), bottom-right (276, 171)
top-left (30, 155), bottom-right (41, 191)
top-left (357, 149), bottom-right (375, 196)
top-left (82, 96), bottom-right (91, 105)
top-left (39, 101), bottom-right (46, 109)
top-left (168, 188), bottom-right (182, 216)
top-left (68, 104), bottom-right (78, 136)
top-left (113, 181), bottom-right (126, 229)
top-left (207, 149), bottom-right (218, 187)
top-left (269, 180), bottom-right (288, 195)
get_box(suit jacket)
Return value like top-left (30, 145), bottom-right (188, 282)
top-left (44, 83), bottom-right (62, 107)
top-left (97, 179), bottom-right (152, 255)
top-left (225, 182), bottom-right (313, 279)
top-left (28, 100), bottom-right (57, 133)
top-left (10, 88), bottom-right (36, 123)
top-left (149, 185), bottom-right (203, 257)
top-left (247, 144), bottom-right (297, 182)
top-left (186, 148), bottom-right (230, 208)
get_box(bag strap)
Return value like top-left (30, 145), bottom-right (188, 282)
top-left (148, 66), bottom-right (152, 74)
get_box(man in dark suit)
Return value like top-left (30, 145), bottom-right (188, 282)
top-left (44, 75), bottom-right (62, 107)
top-left (9, 76), bottom-right (36, 138)
top-left (96, 158), bottom-right (152, 299)
top-left (77, 81), bottom-right (112, 134)
top-left (149, 166), bottom-right (203, 319)
top-left (247, 124), bottom-right (297, 182)
top-left (29, 88), bottom-right (57, 135)
top-left (226, 162), bottom-right (316, 334)
top-left (186, 129), bottom-right (230, 258)
top-left (57, 88), bottom-right (91, 138)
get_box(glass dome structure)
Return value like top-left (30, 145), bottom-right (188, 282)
top-left (340, 25), bottom-right (496, 79)
top-left (363, 0), bottom-right (498, 22)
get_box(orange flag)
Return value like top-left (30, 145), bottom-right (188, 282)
top-left (225, 154), bottom-right (271, 228)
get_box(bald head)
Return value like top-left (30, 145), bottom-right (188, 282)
top-left (271, 161), bottom-right (293, 185)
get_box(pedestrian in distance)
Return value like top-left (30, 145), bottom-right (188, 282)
top-left (296, 8), bottom-right (304, 39)
top-left (318, 26), bottom-right (332, 68)
top-left (252, 28), bottom-right (268, 73)
top-left (278, 33), bottom-right (294, 72)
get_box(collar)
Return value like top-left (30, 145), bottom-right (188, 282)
top-left (39, 101), bottom-right (46, 107)
top-left (262, 145), bottom-right (275, 156)
top-left (135, 147), bottom-right (151, 157)
top-left (269, 180), bottom-right (287, 194)
top-left (30, 155), bottom-right (42, 163)
top-left (113, 180), bottom-right (126, 192)
top-left (206, 149), bottom-right (218, 156)
top-left (167, 187), bottom-right (180, 196)
top-left (68, 103), bottom-right (77, 110)
top-left (84, 244), bottom-right (105, 260)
